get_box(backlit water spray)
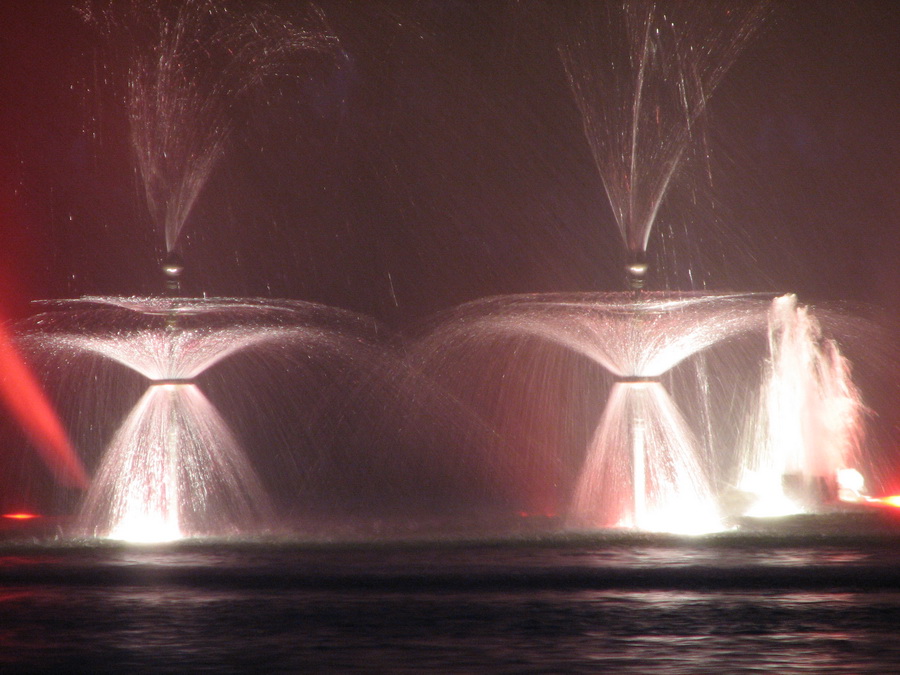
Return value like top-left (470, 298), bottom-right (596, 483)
top-left (28, 1), bottom-right (346, 541)
top-left (81, 0), bottom-right (340, 253)
top-left (411, 0), bottom-right (870, 534)
top-left (559, 0), bottom-right (768, 289)
top-left (5, 2), bottom-right (880, 542)
top-left (738, 295), bottom-right (867, 516)
top-left (19, 297), bottom-right (379, 540)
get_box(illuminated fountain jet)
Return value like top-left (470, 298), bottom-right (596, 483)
top-left (420, 292), bottom-right (773, 534)
top-left (738, 294), bottom-right (866, 517)
top-left (6, 3), bottom-right (350, 543)
top-left (21, 296), bottom-right (370, 542)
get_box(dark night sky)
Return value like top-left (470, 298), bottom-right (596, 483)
top-left (0, 1), bottom-right (897, 324)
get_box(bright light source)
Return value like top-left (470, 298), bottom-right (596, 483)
top-left (635, 504), bottom-right (725, 536)
top-left (837, 468), bottom-right (865, 493)
top-left (107, 514), bottom-right (182, 544)
top-left (742, 493), bottom-right (805, 519)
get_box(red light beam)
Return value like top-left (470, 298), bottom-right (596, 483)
top-left (0, 319), bottom-right (88, 489)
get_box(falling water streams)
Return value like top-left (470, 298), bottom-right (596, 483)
top-left (553, 1), bottom-right (806, 529)
top-left (28, 2), bottom-right (346, 540)
top-left (4, 1), bottom-right (879, 542)
top-left (16, 295), bottom-right (382, 540)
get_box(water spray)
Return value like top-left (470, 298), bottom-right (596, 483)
top-left (623, 251), bottom-right (650, 523)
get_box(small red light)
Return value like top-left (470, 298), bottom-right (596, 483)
top-left (2, 513), bottom-right (40, 520)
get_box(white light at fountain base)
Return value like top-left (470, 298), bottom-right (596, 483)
top-left (837, 468), bottom-right (865, 493)
top-left (107, 513), bottom-right (183, 544)
top-left (738, 469), bottom-right (805, 518)
top-left (21, 297), bottom-right (372, 541)
top-left (79, 379), bottom-right (273, 541)
top-left (621, 502), bottom-right (725, 536)
top-left (743, 496), bottom-right (806, 519)
top-left (836, 467), bottom-right (867, 503)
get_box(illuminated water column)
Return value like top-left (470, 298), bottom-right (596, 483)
top-left (78, 376), bottom-right (273, 542)
top-left (739, 295), bottom-right (865, 515)
top-left (569, 376), bottom-right (720, 534)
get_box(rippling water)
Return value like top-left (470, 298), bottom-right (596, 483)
top-left (3, 522), bottom-right (900, 672)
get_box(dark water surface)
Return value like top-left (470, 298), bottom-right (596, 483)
top-left (3, 526), bottom-right (900, 673)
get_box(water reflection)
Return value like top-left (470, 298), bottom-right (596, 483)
top-left (2, 539), bottom-right (900, 671)
top-left (2, 581), bottom-right (900, 672)
top-left (577, 545), bottom-right (874, 568)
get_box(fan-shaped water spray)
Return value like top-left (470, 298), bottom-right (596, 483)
top-left (82, 0), bottom-right (341, 254)
top-left (559, 1), bottom-right (767, 287)
top-left (414, 292), bottom-right (775, 532)
top-left (413, 291), bottom-right (870, 532)
top-left (18, 296), bottom-right (381, 540)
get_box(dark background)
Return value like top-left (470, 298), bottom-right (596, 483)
top-left (0, 1), bottom-right (897, 500)
top-left (0, 1), bottom-right (897, 318)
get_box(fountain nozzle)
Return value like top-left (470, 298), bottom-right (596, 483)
top-left (148, 378), bottom-right (195, 386)
top-left (162, 252), bottom-right (184, 294)
top-left (625, 251), bottom-right (648, 292)
top-left (616, 375), bottom-right (657, 384)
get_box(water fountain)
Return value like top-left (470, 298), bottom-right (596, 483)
top-left (2, 1), bottom-right (881, 542)
top-left (736, 294), bottom-right (867, 516)
top-left (413, 292), bottom-right (774, 532)
top-left (408, 0), bottom-right (872, 533)
top-left (4, 1), bottom-right (361, 541)
top-left (559, 1), bottom-right (871, 525)
top-left (18, 296), bottom-right (384, 540)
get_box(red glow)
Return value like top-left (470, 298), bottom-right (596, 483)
top-left (0, 320), bottom-right (88, 489)
top-left (2, 512), bottom-right (40, 520)
top-left (878, 496), bottom-right (900, 508)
